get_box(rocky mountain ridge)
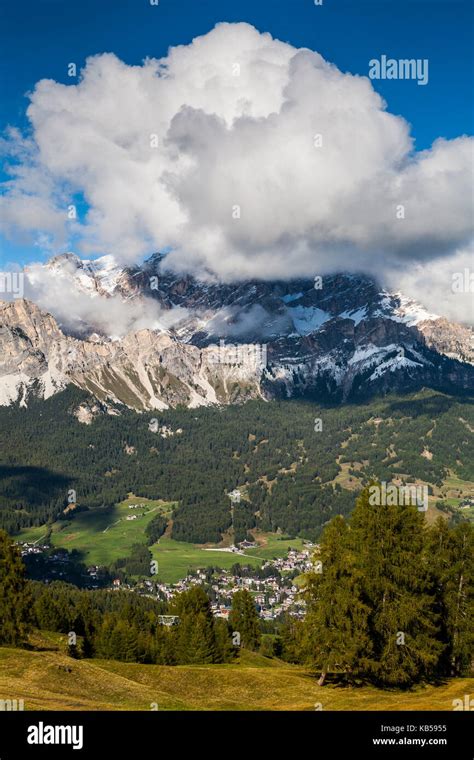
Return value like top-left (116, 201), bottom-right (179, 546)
top-left (0, 253), bottom-right (472, 411)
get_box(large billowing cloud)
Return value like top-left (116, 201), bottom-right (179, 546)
top-left (1, 22), bottom-right (473, 321)
top-left (385, 245), bottom-right (474, 326)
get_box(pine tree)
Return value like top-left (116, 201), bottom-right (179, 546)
top-left (303, 515), bottom-right (371, 685)
top-left (0, 530), bottom-right (31, 645)
top-left (109, 619), bottom-right (139, 662)
top-left (34, 593), bottom-right (68, 632)
top-left (154, 625), bottom-right (176, 665)
top-left (171, 587), bottom-right (218, 664)
top-left (426, 518), bottom-right (474, 676)
top-left (350, 486), bottom-right (441, 686)
top-left (94, 614), bottom-right (116, 659)
top-left (280, 616), bottom-right (305, 663)
top-left (213, 618), bottom-right (235, 663)
top-left (77, 595), bottom-right (97, 658)
top-left (81, 630), bottom-right (94, 659)
top-left (229, 590), bottom-right (261, 651)
top-left (188, 613), bottom-right (218, 664)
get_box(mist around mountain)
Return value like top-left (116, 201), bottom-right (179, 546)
top-left (0, 252), bottom-right (473, 411)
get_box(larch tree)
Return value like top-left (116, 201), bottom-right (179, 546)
top-left (303, 515), bottom-right (371, 685)
top-left (0, 530), bottom-right (31, 646)
top-left (229, 589), bottom-right (261, 652)
top-left (426, 518), bottom-right (474, 676)
top-left (172, 586), bottom-right (218, 664)
top-left (350, 486), bottom-right (441, 686)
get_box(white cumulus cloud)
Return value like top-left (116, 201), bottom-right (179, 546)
top-left (1, 22), bottom-right (473, 321)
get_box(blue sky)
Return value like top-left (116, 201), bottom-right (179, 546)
top-left (1, 0), bottom-right (473, 267)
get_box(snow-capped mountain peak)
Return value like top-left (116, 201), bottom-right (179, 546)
top-left (1, 253), bottom-right (473, 411)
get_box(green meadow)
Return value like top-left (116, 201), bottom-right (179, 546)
top-left (19, 496), bottom-right (174, 566)
top-left (151, 534), bottom-right (306, 583)
top-left (18, 500), bottom-right (308, 582)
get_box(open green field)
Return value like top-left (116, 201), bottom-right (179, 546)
top-left (245, 534), bottom-right (307, 560)
top-left (151, 534), bottom-right (307, 584)
top-left (15, 469), bottom-right (471, 583)
top-left (18, 504), bottom-right (308, 583)
top-left (19, 497), bottom-right (174, 566)
top-left (0, 638), bottom-right (471, 711)
top-left (16, 523), bottom-right (50, 544)
top-left (151, 537), bottom-right (260, 582)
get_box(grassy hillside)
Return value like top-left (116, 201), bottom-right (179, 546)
top-left (19, 496), bottom-right (174, 566)
top-left (0, 639), bottom-right (471, 711)
top-left (19, 502), bottom-right (306, 582)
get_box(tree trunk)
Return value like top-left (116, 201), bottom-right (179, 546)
top-left (451, 571), bottom-right (464, 675)
top-left (317, 669), bottom-right (327, 687)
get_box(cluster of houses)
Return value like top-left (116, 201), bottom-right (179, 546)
top-left (126, 503), bottom-right (152, 520)
top-left (19, 543), bottom-right (76, 581)
top-left (17, 539), bottom-right (318, 621)
top-left (136, 546), bottom-right (316, 620)
top-left (19, 543), bottom-right (46, 557)
top-left (20, 543), bottom-right (71, 568)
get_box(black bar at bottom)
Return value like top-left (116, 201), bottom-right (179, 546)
top-left (0, 710), bottom-right (472, 758)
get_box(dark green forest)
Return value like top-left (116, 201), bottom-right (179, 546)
top-left (0, 387), bottom-right (472, 544)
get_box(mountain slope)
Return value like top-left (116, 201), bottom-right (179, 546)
top-left (1, 387), bottom-right (473, 541)
top-left (1, 253), bottom-right (472, 410)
